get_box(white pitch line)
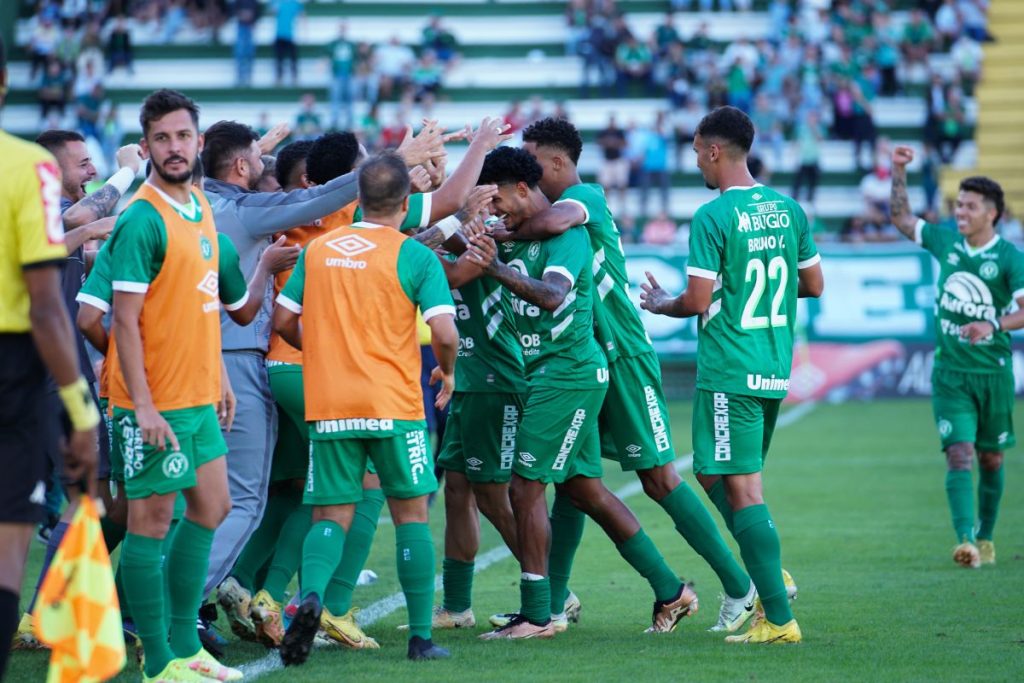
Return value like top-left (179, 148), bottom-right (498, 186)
top-left (239, 401), bottom-right (817, 679)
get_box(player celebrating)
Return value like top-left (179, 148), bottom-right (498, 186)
top-left (109, 89), bottom-right (244, 682)
top-left (891, 146), bottom-right (1023, 568)
top-left (640, 106), bottom-right (823, 644)
top-left (478, 147), bottom-right (697, 640)
top-left (512, 116), bottom-right (757, 632)
top-left (273, 152), bottom-right (459, 664)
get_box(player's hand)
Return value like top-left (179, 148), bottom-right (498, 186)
top-left (409, 165), bottom-right (432, 194)
top-left (456, 184), bottom-right (498, 224)
top-left (892, 145), bottom-right (914, 168)
top-left (218, 381), bottom-right (237, 432)
top-left (260, 235), bottom-right (302, 274)
top-left (136, 404), bottom-right (180, 452)
top-left (639, 271), bottom-right (673, 315)
top-left (397, 119), bottom-right (445, 167)
top-left (89, 218), bottom-right (115, 241)
top-left (471, 116), bottom-right (513, 152)
top-left (488, 217), bottom-right (516, 243)
top-left (429, 365), bottom-right (455, 410)
top-left (460, 215), bottom-right (488, 240)
top-left (63, 428), bottom-right (98, 498)
top-left (442, 124), bottom-right (472, 144)
top-left (423, 154), bottom-right (448, 190)
top-left (115, 144), bottom-right (143, 174)
top-left (466, 233), bottom-right (497, 268)
top-left (259, 122), bottom-right (291, 154)
top-left (960, 320), bottom-right (995, 344)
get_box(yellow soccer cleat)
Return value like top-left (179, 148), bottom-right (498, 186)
top-left (953, 542), bottom-right (981, 569)
top-left (320, 607), bottom-right (380, 649)
top-left (184, 648), bottom-right (243, 681)
top-left (977, 540), bottom-right (995, 565)
top-left (725, 618), bottom-right (802, 644)
top-left (250, 590), bottom-right (286, 648)
top-left (142, 657), bottom-right (208, 683)
top-left (749, 569), bottom-right (798, 629)
top-left (10, 612), bottom-right (43, 650)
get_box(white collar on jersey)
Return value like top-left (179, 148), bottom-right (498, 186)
top-left (146, 181), bottom-right (199, 220)
top-left (963, 233), bottom-right (1000, 257)
top-left (350, 221), bottom-right (386, 229)
top-left (723, 184), bottom-right (764, 193)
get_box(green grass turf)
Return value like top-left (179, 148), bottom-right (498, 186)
top-left (8, 399), bottom-right (1024, 682)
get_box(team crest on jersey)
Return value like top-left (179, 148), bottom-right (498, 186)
top-left (162, 451), bottom-right (189, 479)
top-left (327, 234), bottom-right (376, 257)
top-left (979, 262), bottom-right (999, 280)
top-left (528, 242), bottom-right (541, 259)
top-left (947, 253), bottom-right (960, 266)
top-left (937, 419), bottom-right (953, 438)
top-left (199, 235), bottom-right (213, 260)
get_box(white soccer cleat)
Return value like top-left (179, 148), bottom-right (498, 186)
top-left (709, 581), bottom-right (757, 633)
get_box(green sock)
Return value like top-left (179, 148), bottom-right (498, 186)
top-left (441, 558), bottom-right (474, 613)
top-left (166, 519), bottom-right (214, 658)
top-left (115, 561), bottom-right (130, 621)
top-left (706, 479), bottom-right (735, 533)
top-left (324, 488), bottom-right (384, 614)
top-left (101, 517), bottom-right (126, 553)
top-left (977, 466), bottom-right (1004, 540)
top-left (121, 533), bottom-right (174, 677)
top-left (264, 504), bottom-right (313, 603)
top-left (616, 529), bottom-right (682, 603)
top-left (300, 521), bottom-right (345, 600)
top-left (659, 483), bottom-right (750, 599)
top-left (520, 576), bottom-right (551, 626)
top-left (395, 522), bottom-right (435, 640)
top-left (733, 504), bottom-right (792, 626)
top-left (233, 488), bottom-right (300, 592)
top-left (548, 491), bottom-right (585, 615)
top-left (945, 469), bottom-right (976, 543)
top-left (162, 520), bottom-right (178, 635)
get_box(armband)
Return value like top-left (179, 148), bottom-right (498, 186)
top-left (58, 377), bottom-right (101, 431)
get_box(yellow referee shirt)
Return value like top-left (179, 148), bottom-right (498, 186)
top-left (0, 130), bottom-right (68, 333)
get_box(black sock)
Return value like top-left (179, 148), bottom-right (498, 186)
top-left (0, 588), bottom-right (20, 679)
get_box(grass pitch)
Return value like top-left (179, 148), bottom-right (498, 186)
top-left (8, 399), bottom-right (1024, 682)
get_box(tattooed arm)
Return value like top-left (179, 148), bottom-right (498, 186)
top-left (890, 145), bottom-right (920, 240)
top-left (486, 261), bottom-right (571, 312)
top-left (62, 184), bottom-right (124, 230)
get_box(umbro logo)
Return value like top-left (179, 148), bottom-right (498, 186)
top-left (626, 444), bottom-right (642, 458)
top-left (518, 452), bottom-right (536, 467)
top-left (466, 457), bottom-right (483, 469)
top-left (327, 234), bottom-right (376, 257)
top-left (197, 270), bottom-right (218, 297)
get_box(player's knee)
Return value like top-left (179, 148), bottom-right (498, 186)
top-left (473, 483), bottom-right (511, 519)
top-left (696, 473), bottom-right (719, 493)
top-left (945, 443), bottom-right (974, 470)
top-left (978, 450), bottom-right (1004, 471)
top-left (638, 466), bottom-right (678, 501)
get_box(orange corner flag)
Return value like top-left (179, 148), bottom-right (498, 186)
top-left (33, 496), bottom-right (126, 683)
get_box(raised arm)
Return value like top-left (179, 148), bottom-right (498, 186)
top-left (228, 171), bottom-right (359, 238)
top-left (62, 144), bottom-right (142, 230)
top-left (426, 117), bottom-right (512, 222)
top-left (890, 145), bottom-right (921, 240)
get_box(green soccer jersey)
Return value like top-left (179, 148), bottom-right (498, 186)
top-left (556, 183), bottom-right (652, 361)
top-left (352, 192), bottom-right (432, 232)
top-left (445, 255), bottom-right (527, 394)
top-left (918, 221), bottom-right (1024, 373)
top-left (498, 228), bottom-right (607, 389)
top-left (687, 185), bottom-right (820, 398)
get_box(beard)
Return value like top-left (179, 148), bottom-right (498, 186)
top-left (153, 155), bottom-right (194, 185)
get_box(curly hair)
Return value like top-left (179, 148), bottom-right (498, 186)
top-left (274, 140), bottom-right (314, 189)
top-left (478, 146), bottom-right (543, 188)
top-left (695, 105), bottom-right (755, 154)
top-left (960, 176), bottom-right (1005, 223)
top-left (306, 131), bottom-right (361, 186)
top-left (522, 117), bottom-right (583, 165)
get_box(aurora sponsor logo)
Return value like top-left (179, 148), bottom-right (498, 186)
top-left (939, 272), bottom-right (996, 320)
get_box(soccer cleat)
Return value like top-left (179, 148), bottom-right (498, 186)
top-left (11, 612), bottom-right (43, 650)
top-left (320, 607), bottom-right (380, 649)
top-left (479, 614), bottom-right (555, 640)
top-left (953, 542), bottom-right (981, 569)
top-left (488, 612), bottom-right (518, 629)
top-left (407, 635), bottom-right (451, 660)
top-left (550, 612), bottom-right (570, 633)
top-left (563, 591), bottom-right (582, 624)
top-left (710, 581), bottom-right (757, 633)
top-left (724, 618), bottom-right (802, 644)
top-left (748, 569), bottom-right (798, 630)
top-left (217, 576), bottom-right (256, 641)
top-left (280, 593), bottom-right (323, 667)
top-left (251, 590), bottom-right (286, 648)
top-left (977, 539), bottom-right (996, 565)
top-left (184, 648), bottom-right (243, 681)
top-left (400, 605), bottom-right (476, 630)
top-left (490, 592), bottom-right (578, 629)
top-left (142, 657), bottom-right (208, 682)
top-left (645, 582), bottom-right (699, 633)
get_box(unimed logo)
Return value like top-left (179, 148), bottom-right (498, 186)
top-left (327, 234), bottom-right (376, 257)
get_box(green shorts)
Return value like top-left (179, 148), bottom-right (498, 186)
top-left (599, 352), bottom-right (676, 471)
top-left (514, 385), bottom-right (607, 484)
top-left (437, 392), bottom-right (524, 483)
top-left (932, 369), bottom-right (1016, 452)
top-left (113, 404), bottom-right (226, 500)
top-left (306, 427), bottom-right (436, 505)
top-left (692, 389), bottom-right (781, 476)
top-left (269, 364), bottom-right (310, 483)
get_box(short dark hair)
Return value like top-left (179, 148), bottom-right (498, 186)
top-left (478, 146), bottom-right (543, 188)
top-left (274, 140), bottom-right (314, 189)
top-left (306, 132), bottom-right (360, 186)
top-left (139, 88), bottom-right (200, 136)
top-left (695, 106), bottom-right (755, 154)
top-left (34, 129), bottom-right (85, 155)
top-left (357, 151), bottom-right (410, 216)
top-left (201, 120), bottom-right (259, 181)
top-left (960, 176), bottom-right (1005, 223)
top-left (522, 117), bottom-right (583, 164)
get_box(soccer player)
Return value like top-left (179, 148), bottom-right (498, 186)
top-left (273, 152), bottom-right (458, 663)
top-left (108, 89), bottom-right (245, 682)
top-left (477, 147), bottom-right (697, 640)
top-left (512, 116), bottom-right (758, 632)
top-left (0, 35), bottom-right (98, 678)
top-left (640, 106), bottom-right (823, 644)
top-left (891, 146), bottom-right (1023, 568)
